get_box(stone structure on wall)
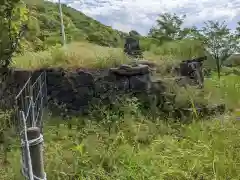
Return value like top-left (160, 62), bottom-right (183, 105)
top-left (173, 56), bottom-right (207, 88)
top-left (124, 36), bottom-right (143, 58)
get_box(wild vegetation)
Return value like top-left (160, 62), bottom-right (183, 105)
top-left (1, 0), bottom-right (240, 180)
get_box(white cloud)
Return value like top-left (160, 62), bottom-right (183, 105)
top-left (49, 0), bottom-right (240, 35)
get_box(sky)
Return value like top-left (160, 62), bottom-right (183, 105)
top-left (49, 0), bottom-right (240, 35)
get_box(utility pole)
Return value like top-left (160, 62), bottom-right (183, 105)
top-left (58, 0), bottom-right (66, 46)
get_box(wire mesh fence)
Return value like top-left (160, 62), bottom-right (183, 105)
top-left (15, 71), bottom-right (47, 180)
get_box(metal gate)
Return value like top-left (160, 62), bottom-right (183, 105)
top-left (15, 71), bottom-right (47, 180)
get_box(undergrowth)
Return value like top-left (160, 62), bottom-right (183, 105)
top-left (1, 108), bottom-right (240, 180)
top-left (2, 73), bottom-right (240, 179)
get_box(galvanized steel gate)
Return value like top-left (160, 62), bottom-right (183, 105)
top-left (15, 71), bottom-right (47, 180)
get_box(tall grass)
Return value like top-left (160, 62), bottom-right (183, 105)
top-left (12, 40), bottom-right (196, 70)
top-left (2, 72), bottom-right (240, 179)
top-left (2, 109), bottom-right (240, 179)
top-left (204, 73), bottom-right (240, 109)
top-left (149, 39), bottom-right (206, 60)
top-left (12, 42), bottom-right (131, 69)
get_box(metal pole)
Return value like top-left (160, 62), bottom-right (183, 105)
top-left (58, 0), bottom-right (66, 46)
top-left (21, 112), bottom-right (34, 180)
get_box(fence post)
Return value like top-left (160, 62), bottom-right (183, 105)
top-left (27, 127), bottom-right (45, 179)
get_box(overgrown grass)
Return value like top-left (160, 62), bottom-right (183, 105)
top-left (204, 73), bottom-right (240, 109)
top-left (2, 110), bottom-right (240, 179)
top-left (149, 39), bottom-right (206, 60)
top-left (12, 41), bottom-right (182, 70)
top-left (12, 42), bottom-right (131, 70)
top-left (1, 73), bottom-right (240, 179)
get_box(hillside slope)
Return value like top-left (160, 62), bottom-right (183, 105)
top-left (22, 0), bottom-right (128, 51)
top-left (19, 0), bottom-right (206, 63)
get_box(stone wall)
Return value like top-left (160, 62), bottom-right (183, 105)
top-left (0, 68), bottom-right (32, 110)
top-left (32, 63), bottom-right (166, 115)
top-left (0, 60), bottom-right (225, 119)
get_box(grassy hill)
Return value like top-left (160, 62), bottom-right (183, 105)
top-left (17, 0), bottom-right (206, 63)
top-left (12, 0), bottom-right (206, 71)
top-left (21, 0), bottom-right (128, 52)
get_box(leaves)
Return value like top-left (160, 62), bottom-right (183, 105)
top-left (148, 12), bottom-right (240, 80)
top-left (0, 0), bottom-right (28, 67)
top-left (148, 13), bottom-right (187, 43)
top-left (199, 20), bottom-right (240, 79)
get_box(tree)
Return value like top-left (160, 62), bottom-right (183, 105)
top-left (236, 21), bottom-right (240, 48)
top-left (181, 26), bottom-right (202, 40)
top-left (148, 13), bottom-right (190, 43)
top-left (0, 0), bottom-right (28, 68)
top-left (236, 21), bottom-right (240, 36)
top-left (199, 20), bottom-right (240, 78)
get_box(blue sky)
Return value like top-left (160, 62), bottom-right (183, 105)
top-left (49, 0), bottom-right (240, 35)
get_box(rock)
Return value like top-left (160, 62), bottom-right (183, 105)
top-left (119, 64), bottom-right (132, 70)
top-left (64, 71), bottom-right (94, 87)
top-left (94, 73), bottom-right (129, 94)
top-left (44, 69), bottom-right (95, 111)
top-left (129, 74), bottom-right (151, 91)
top-left (45, 68), bottom-right (65, 87)
top-left (109, 64), bottom-right (150, 76)
top-left (71, 86), bottom-right (94, 108)
top-left (76, 70), bottom-right (94, 86)
top-left (175, 58), bottom-right (205, 87)
top-left (150, 79), bottom-right (166, 93)
top-left (132, 60), bottom-right (157, 69)
top-left (114, 76), bottom-right (129, 91)
top-left (94, 79), bottom-right (114, 94)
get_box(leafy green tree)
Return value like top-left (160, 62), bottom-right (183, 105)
top-left (148, 13), bottom-right (190, 43)
top-left (181, 26), bottom-right (202, 40)
top-left (0, 0), bottom-right (28, 68)
top-left (199, 20), bottom-right (240, 78)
